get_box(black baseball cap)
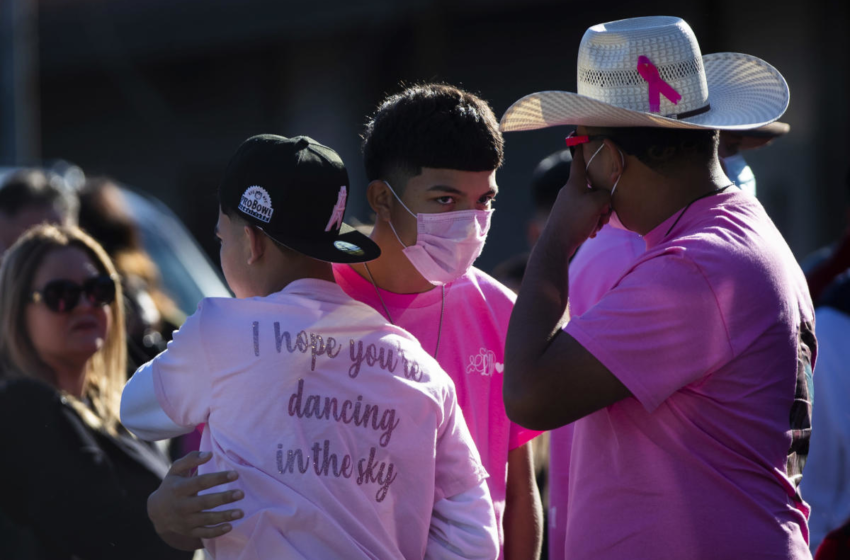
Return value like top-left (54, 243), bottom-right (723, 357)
top-left (219, 134), bottom-right (380, 263)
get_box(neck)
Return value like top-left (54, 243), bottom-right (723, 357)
top-left (629, 157), bottom-right (730, 235)
top-left (350, 222), bottom-right (435, 294)
top-left (255, 261), bottom-right (336, 297)
top-left (46, 358), bottom-right (87, 398)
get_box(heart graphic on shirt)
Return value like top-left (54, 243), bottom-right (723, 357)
top-left (495, 362), bottom-right (504, 374)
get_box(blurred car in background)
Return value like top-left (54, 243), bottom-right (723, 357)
top-left (0, 164), bottom-right (230, 317)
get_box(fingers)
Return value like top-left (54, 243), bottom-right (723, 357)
top-left (187, 507), bottom-right (244, 530)
top-left (182, 470), bottom-right (239, 496)
top-left (168, 451), bottom-right (213, 478)
top-left (566, 140), bottom-right (588, 191)
top-left (190, 524), bottom-right (234, 539)
top-left (588, 187), bottom-right (613, 211)
top-left (192, 488), bottom-right (245, 511)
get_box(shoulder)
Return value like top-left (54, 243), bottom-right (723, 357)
top-left (0, 378), bottom-right (74, 441)
top-left (0, 376), bottom-right (59, 407)
top-left (620, 249), bottom-right (710, 290)
top-left (457, 267), bottom-right (517, 306)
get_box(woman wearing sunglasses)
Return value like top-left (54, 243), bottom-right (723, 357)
top-left (0, 224), bottom-right (190, 560)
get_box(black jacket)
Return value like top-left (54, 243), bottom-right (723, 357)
top-left (0, 377), bottom-right (191, 560)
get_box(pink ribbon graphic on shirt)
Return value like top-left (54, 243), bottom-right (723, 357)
top-left (637, 55), bottom-right (682, 113)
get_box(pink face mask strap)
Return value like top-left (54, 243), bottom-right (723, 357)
top-left (637, 55), bottom-right (682, 113)
top-left (383, 181), bottom-right (416, 218)
top-left (383, 181), bottom-right (415, 249)
top-left (387, 220), bottom-right (408, 249)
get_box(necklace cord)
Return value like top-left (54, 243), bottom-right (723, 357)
top-left (362, 263), bottom-right (445, 359)
top-left (664, 184), bottom-right (734, 238)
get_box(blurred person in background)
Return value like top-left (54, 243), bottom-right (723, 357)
top-left (0, 224), bottom-right (189, 560)
top-left (76, 176), bottom-right (200, 460)
top-left (0, 168), bottom-right (78, 254)
top-left (526, 149), bottom-right (573, 248)
top-left (802, 271), bottom-right (850, 558)
top-left (718, 121), bottom-right (790, 198)
top-left (77, 176), bottom-right (184, 373)
top-left (536, 147), bottom-right (644, 560)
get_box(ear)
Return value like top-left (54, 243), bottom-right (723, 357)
top-left (603, 138), bottom-right (624, 183)
top-left (244, 225), bottom-right (265, 265)
top-left (367, 180), bottom-right (394, 222)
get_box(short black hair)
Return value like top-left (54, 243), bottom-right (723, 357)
top-left (588, 126), bottom-right (719, 173)
top-left (531, 150), bottom-right (572, 212)
top-left (0, 169), bottom-right (78, 221)
top-left (362, 83), bottom-right (504, 187)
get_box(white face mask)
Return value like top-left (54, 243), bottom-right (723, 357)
top-left (722, 153), bottom-right (757, 197)
top-left (385, 181), bottom-right (493, 286)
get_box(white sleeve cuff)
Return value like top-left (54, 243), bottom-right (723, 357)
top-left (120, 364), bottom-right (194, 441)
top-left (425, 480), bottom-right (499, 560)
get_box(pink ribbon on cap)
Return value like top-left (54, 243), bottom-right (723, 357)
top-left (637, 55), bottom-right (682, 113)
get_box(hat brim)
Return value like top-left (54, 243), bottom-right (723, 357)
top-left (266, 222), bottom-right (381, 264)
top-left (733, 121), bottom-right (791, 150)
top-left (500, 53), bottom-right (790, 132)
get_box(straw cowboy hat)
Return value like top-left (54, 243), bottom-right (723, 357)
top-left (500, 16), bottom-right (789, 132)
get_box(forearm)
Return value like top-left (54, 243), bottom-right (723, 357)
top-left (503, 444), bottom-right (543, 560)
top-left (504, 224), bottom-right (577, 419)
top-left (121, 365), bottom-right (194, 441)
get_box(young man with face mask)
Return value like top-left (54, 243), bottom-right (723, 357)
top-left (501, 16), bottom-right (814, 560)
top-left (122, 134), bottom-right (499, 558)
top-left (331, 84), bottom-right (544, 560)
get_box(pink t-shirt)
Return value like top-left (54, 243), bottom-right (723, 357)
top-left (548, 224), bottom-right (644, 560)
top-left (333, 264), bottom-right (542, 555)
top-left (563, 191), bottom-right (815, 559)
top-left (147, 279), bottom-right (487, 559)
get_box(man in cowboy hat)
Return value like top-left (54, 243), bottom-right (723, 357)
top-left (501, 16), bottom-right (815, 560)
top-left (544, 121), bottom-right (792, 560)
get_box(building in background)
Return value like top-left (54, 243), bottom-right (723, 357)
top-left (2, 0), bottom-right (847, 271)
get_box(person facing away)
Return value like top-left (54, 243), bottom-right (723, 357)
top-left (801, 271), bottom-right (850, 556)
top-left (501, 15), bottom-right (814, 560)
top-left (120, 134), bottom-right (498, 560)
top-left (0, 224), bottom-right (189, 560)
top-left (77, 176), bottom-right (185, 373)
top-left (0, 168), bottom-right (78, 254)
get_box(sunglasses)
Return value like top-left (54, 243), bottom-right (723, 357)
top-left (565, 130), bottom-right (611, 157)
top-left (31, 275), bottom-right (118, 313)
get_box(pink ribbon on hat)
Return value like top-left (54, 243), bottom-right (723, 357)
top-left (637, 55), bottom-right (682, 113)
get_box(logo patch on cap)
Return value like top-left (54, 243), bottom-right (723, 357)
top-left (334, 240), bottom-right (365, 256)
top-left (238, 186), bottom-right (274, 223)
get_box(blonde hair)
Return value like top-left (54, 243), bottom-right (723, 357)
top-left (0, 224), bottom-right (126, 433)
